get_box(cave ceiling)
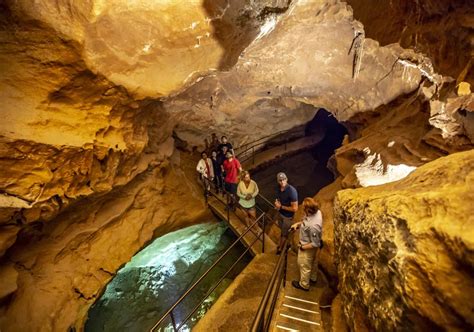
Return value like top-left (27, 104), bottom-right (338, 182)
top-left (3, 0), bottom-right (467, 148)
top-left (0, 0), bottom-right (474, 330)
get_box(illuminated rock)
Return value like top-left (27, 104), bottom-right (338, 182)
top-left (334, 149), bottom-right (474, 331)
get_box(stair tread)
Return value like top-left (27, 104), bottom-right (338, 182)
top-left (278, 309), bottom-right (321, 324)
top-left (273, 315), bottom-right (322, 332)
top-left (281, 302), bottom-right (321, 315)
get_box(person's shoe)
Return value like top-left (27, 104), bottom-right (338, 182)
top-left (310, 279), bottom-right (318, 285)
top-left (292, 280), bottom-right (309, 291)
top-left (276, 249), bottom-right (282, 255)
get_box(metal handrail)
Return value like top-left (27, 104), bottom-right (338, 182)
top-left (150, 176), bottom-right (268, 332)
top-left (149, 215), bottom-right (266, 331)
top-left (250, 231), bottom-right (293, 332)
top-left (234, 126), bottom-right (305, 157)
top-left (176, 232), bottom-right (262, 331)
top-left (235, 127), bottom-right (306, 165)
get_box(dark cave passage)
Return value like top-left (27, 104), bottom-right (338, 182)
top-left (252, 108), bottom-right (347, 200)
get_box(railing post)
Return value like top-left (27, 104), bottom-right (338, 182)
top-left (283, 247), bottom-right (288, 288)
top-left (170, 311), bottom-right (177, 332)
top-left (226, 193), bottom-right (230, 222)
top-left (262, 214), bottom-right (265, 254)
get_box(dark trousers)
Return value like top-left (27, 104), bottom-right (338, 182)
top-left (214, 174), bottom-right (224, 191)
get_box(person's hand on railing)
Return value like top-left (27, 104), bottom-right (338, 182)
top-left (290, 221), bottom-right (302, 231)
top-left (274, 199), bottom-right (282, 210)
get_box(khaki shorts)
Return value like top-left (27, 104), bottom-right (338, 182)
top-left (276, 213), bottom-right (293, 237)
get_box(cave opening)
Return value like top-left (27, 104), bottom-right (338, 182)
top-left (252, 108), bottom-right (348, 201)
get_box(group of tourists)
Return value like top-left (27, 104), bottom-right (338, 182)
top-left (196, 137), bottom-right (323, 292)
top-left (196, 135), bottom-right (241, 205)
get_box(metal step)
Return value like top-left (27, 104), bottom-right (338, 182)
top-left (273, 311), bottom-right (322, 332)
top-left (283, 294), bottom-right (319, 307)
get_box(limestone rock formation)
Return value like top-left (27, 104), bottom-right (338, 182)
top-left (346, 0), bottom-right (474, 84)
top-left (165, 0), bottom-right (433, 146)
top-left (334, 149), bottom-right (474, 331)
top-left (0, 0), bottom-right (473, 330)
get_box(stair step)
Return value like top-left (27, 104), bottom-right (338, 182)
top-left (275, 322), bottom-right (300, 331)
top-left (278, 309), bottom-right (321, 326)
top-left (281, 302), bottom-right (320, 314)
top-left (274, 314), bottom-right (322, 332)
top-left (283, 295), bottom-right (319, 308)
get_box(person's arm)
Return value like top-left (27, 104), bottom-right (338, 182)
top-left (290, 221), bottom-right (303, 230)
top-left (196, 160), bottom-right (204, 174)
top-left (278, 200), bottom-right (298, 213)
top-left (237, 182), bottom-right (246, 199)
top-left (285, 187), bottom-right (299, 212)
top-left (301, 227), bottom-right (322, 250)
top-left (252, 181), bottom-right (259, 198)
top-left (236, 158), bottom-right (242, 172)
top-left (208, 158), bottom-right (214, 179)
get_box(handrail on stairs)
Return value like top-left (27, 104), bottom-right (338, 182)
top-left (149, 176), bottom-right (270, 332)
top-left (234, 126), bottom-right (307, 165)
top-left (251, 231), bottom-right (293, 332)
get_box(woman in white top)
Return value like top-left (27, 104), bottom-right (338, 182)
top-left (237, 171), bottom-right (259, 229)
top-left (196, 151), bottom-right (214, 191)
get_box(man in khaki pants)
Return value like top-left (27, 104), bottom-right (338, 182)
top-left (290, 197), bottom-right (323, 291)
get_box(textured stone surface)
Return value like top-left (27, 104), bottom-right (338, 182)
top-left (334, 149), bottom-right (474, 331)
top-left (0, 163), bottom-right (209, 331)
top-left (5, 0), bottom-right (291, 98)
top-left (165, 0), bottom-right (434, 146)
top-left (346, 0), bottom-right (474, 85)
top-left (0, 0), bottom-right (472, 330)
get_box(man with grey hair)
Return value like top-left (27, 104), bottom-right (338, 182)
top-left (274, 172), bottom-right (298, 254)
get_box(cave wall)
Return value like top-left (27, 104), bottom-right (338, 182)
top-left (334, 149), bottom-right (474, 331)
top-left (0, 0), bottom-right (473, 330)
top-left (345, 0), bottom-right (474, 85)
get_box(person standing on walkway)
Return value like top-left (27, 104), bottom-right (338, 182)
top-left (211, 150), bottom-right (223, 193)
top-left (290, 197), bottom-right (323, 291)
top-left (237, 171), bottom-right (259, 229)
top-left (274, 172), bottom-right (298, 254)
top-left (222, 151), bottom-right (242, 210)
top-left (196, 151), bottom-right (214, 191)
top-left (218, 135), bottom-right (234, 155)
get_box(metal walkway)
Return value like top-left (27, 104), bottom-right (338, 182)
top-left (206, 194), bottom-right (277, 256)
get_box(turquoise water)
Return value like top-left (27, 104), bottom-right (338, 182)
top-left (85, 222), bottom-right (251, 331)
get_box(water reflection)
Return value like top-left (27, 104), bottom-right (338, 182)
top-left (85, 222), bottom-right (251, 331)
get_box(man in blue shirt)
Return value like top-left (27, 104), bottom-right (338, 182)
top-left (274, 172), bottom-right (298, 254)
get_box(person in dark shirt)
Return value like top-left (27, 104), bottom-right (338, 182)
top-left (274, 172), bottom-right (298, 254)
top-left (211, 150), bottom-right (223, 193)
top-left (217, 136), bottom-right (234, 155)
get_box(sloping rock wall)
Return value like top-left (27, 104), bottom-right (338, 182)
top-left (333, 149), bottom-right (474, 331)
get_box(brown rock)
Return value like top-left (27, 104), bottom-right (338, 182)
top-left (0, 264), bottom-right (18, 301)
top-left (334, 149), bottom-right (474, 331)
